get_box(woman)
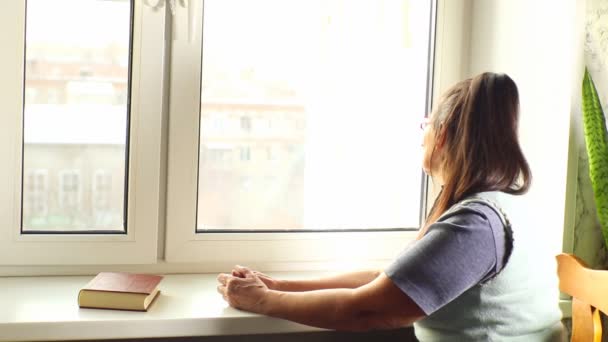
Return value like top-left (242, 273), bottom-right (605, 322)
top-left (217, 72), bottom-right (565, 341)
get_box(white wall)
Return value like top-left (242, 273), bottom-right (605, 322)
top-left (465, 0), bottom-right (582, 258)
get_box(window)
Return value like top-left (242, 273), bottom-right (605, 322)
top-left (25, 88), bottom-right (39, 103)
top-left (203, 146), bottom-right (234, 164)
top-left (0, 0), bottom-right (166, 264)
top-left (166, 0), bottom-right (435, 266)
top-left (239, 147), bottom-right (251, 162)
top-left (23, 170), bottom-right (49, 224)
top-left (22, 0), bottom-right (129, 232)
top-left (240, 116), bottom-right (252, 132)
top-left (0, 0), bottom-right (437, 270)
top-left (93, 170), bottom-right (112, 211)
top-left (47, 88), bottom-right (61, 104)
top-left (197, 0), bottom-right (430, 231)
top-left (92, 170), bottom-right (116, 228)
top-left (266, 146), bottom-right (277, 161)
top-left (58, 170), bottom-right (81, 211)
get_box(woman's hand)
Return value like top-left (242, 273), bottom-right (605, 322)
top-left (230, 265), bottom-right (282, 291)
top-left (217, 266), bottom-right (270, 313)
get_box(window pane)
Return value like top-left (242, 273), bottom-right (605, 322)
top-left (22, 0), bottom-right (131, 232)
top-left (198, 0), bottom-right (431, 231)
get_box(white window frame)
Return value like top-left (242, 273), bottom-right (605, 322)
top-left (164, 1), bottom-right (441, 271)
top-left (0, 1), bottom-right (167, 265)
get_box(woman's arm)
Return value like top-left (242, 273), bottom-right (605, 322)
top-left (217, 269), bottom-right (425, 331)
top-left (231, 265), bottom-right (381, 292)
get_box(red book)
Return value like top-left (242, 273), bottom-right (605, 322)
top-left (78, 272), bottom-right (163, 311)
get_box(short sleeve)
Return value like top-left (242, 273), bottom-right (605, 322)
top-left (385, 204), bottom-right (502, 315)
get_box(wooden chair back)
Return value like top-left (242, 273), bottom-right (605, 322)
top-left (556, 253), bottom-right (608, 342)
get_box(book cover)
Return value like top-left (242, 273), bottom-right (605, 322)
top-left (78, 272), bottom-right (163, 311)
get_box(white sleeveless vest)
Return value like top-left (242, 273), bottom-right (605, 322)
top-left (414, 192), bottom-right (565, 342)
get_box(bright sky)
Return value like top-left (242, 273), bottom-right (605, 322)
top-left (26, 0), bottom-right (130, 47)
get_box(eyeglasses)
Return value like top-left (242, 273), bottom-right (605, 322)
top-left (420, 118), bottom-right (431, 131)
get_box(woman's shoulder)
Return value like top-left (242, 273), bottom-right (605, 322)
top-left (433, 193), bottom-right (511, 255)
top-left (439, 192), bottom-right (510, 227)
top-left (436, 192), bottom-right (513, 275)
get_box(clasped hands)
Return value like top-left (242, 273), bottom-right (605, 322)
top-left (216, 265), bottom-right (278, 313)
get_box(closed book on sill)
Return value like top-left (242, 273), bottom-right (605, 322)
top-left (78, 272), bottom-right (163, 312)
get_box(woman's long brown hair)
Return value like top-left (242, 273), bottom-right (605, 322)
top-left (420, 72), bottom-right (531, 235)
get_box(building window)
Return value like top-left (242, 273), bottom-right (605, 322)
top-left (266, 146), bottom-right (276, 161)
top-left (239, 146), bottom-right (251, 161)
top-left (47, 88), bottom-right (61, 104)
top-left (25, 88), bottom-right (39, 103)
top-left (24, 169), bottom-right (48, 218)
top-left (59, 170), bottom-right (81, 210)
top-left (240, 116), bottom-right (251, 132)
top-left (92, 170), bottom-right (112, 211)
top-left (204, 147), bottom-right (234, 164)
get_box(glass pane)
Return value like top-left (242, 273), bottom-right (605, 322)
top-left (22, 0), bottom-right (131, 232)
top-left (197, 0), bottom-right (431, 231)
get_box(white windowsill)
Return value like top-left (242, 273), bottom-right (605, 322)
top-left (0, 273), bottom-right (324, 342)
top-left (0, 273), bottom-right (573, 342)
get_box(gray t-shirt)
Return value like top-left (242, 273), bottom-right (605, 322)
top-left (385, 201), bottom-right (510, 315)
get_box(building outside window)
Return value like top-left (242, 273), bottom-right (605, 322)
top-left (24, 169), bottom-right (49, 220)
top-left (59, 170), bottom-right (81, 211)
